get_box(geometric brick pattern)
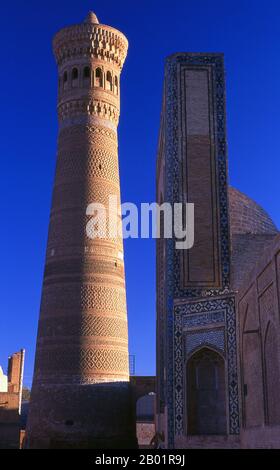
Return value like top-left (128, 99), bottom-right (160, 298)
top-left (34, 348), bottom-right (129, 374)
top-left (81, 285), bottom-right (127, 313)
top-left (38, 315), bottom-right (128, 340)
top-left (51, 180), bottom-right (120, 212)
top-left (26, 13), bottom-right (135, 449)
top-left (55, 145), bottom-right (120, 184)
top-left (80, 349), bottom-right (129, 372)
top-left (40, 284), bottom-right (127, 315)
top-left (31, 12), bottom-right (129, 388)
top-left (58, 124), bottom-right (118, 148)
top-left (80, 317), bottom-right (128, 339)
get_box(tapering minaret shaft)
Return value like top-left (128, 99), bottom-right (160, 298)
top-left (26, 13), bottom-right (136, 449)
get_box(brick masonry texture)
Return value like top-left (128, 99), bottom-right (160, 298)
top-left (0, 350), bottom-right (25, 449)
top-left (25, 13), bottom-right (137, 449)
top-left (238, 234), bottom-right (280, 448)
top-left (156, 54), bottom-right (238, 449)
top-left (156, 52), bottom-right (280, 449)
top-left (229, 187), bottom-right (278, 235)
top-left (229, 186), bottom-right (278, 291)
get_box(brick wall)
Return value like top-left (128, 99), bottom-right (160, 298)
top-left (231, 234), bottom-right (277, 290)
top-left (0, 350), bottom-right (25, 449)
top-left (237, 234), bottom-right (280, 448)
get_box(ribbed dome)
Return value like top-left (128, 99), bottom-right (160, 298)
top-left (229, 187), bottom-right (278, 235)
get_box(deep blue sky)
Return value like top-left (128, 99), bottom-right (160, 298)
top-left (1, 0), bottom-right (280, 387)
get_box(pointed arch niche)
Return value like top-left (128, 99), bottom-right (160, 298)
top-left (186, 347), bottom-right (227, 435)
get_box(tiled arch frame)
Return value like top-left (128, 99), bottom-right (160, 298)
top-left (184, 345), bottom-right (227, 435)
top-left (173, 297), bottom-right (240, 440)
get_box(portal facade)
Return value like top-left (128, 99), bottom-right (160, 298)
top-left (156, 53), bottom-right (240, 449)
top-left (156, 53), bottom-right (279, 449)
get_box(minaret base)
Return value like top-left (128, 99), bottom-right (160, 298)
top-left (26, 382), bottom-right (137, 449)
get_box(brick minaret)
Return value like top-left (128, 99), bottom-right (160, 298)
top-left (26, 12), bottom-right (136, 449)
